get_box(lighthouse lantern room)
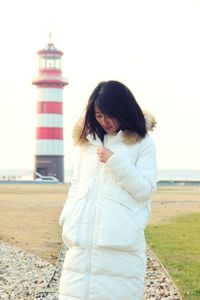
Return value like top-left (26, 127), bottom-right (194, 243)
top-left (32, 42), bottom-right (68, 182)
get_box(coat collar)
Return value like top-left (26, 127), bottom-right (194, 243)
top-left (86, 130), bottom-right (124, 147)
top-left (72, 110), bottom-right (156, 146)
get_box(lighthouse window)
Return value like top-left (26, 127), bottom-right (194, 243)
top-left (55, 59), bottom-right (61, 69)
top-left (40, 58), bottom-right (46, 69)
top-left (46, 58), bottom-right (54, 69)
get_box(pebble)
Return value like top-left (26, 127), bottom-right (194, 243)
top-left (0, 242), bottom-right (54, 300)
top-left (0, 242), bottom-right (182, 299)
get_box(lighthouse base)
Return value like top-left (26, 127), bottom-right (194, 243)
top-left (35, 155), bottom-right (64, 183)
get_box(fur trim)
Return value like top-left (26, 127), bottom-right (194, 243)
top-left (72, 116), bottom-right (87, 145)
top-left (143, 109), bottom-right (157, 131)
top-left (72, 110), bottom-right (156, 145)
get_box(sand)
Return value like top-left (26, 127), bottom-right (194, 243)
top-left (150, 186), bottom-right (200, 225)
top-left (0, 184), bottom-right (200, 264)
top-left (0, 184), bottom-right (68, 264)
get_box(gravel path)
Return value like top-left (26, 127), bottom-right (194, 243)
top-left (0, 242), bottom-right (54, 300)
top-left (0, 242), bottom-right (182, 300)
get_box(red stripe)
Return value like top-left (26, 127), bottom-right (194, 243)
top-left (37, 85), bottom-right (63, 89)
top-left (32, 80), bottom-right (68, 88)
top-left (35, 83), bottom-right (67, 88)
top-left (39, 69), bottom-right (61, 75)
top-left (36, 128), bottom-right (63, 139)
top-left (37, 102), bottom-right (63, 114)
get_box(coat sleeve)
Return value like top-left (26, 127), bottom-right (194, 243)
top-left (59, 148), bottom-right (81, 226)
top-left (105, 135), bottom-right (157, 203)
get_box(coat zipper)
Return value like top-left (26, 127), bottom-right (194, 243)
top-left (84, 157), bottom-right (104, 299)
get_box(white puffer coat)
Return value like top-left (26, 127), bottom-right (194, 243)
top-left (59, 112), bottom-right (157, 300)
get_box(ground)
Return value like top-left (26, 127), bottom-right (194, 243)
top-left (0, 184), bottom-right (68, 264)
top-left (150, 185), bottom-right (200, 225)
top-left (0, 184), bottom-right (200, 264)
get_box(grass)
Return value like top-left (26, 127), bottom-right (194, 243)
top-left (145, 213), bottom-right (200, 300)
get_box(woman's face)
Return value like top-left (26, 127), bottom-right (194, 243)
top-left (95, 106), bottom-right (120, 134)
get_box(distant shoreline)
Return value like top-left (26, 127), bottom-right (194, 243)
top-left (157, 179), bottom-right (200, 186)
top-left (0, 169), bottom-right (200, 183)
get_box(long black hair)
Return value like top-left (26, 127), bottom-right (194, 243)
top-left (79, 80), bottom-right (147, 142)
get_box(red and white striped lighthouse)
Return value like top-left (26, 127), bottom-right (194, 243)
top-left (32, 41), bottom-right (68, 182)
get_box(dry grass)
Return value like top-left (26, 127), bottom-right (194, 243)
top-left (150, 186), bottom-right (200, 225)
top-left (0, 184), bottom-right (69, 264)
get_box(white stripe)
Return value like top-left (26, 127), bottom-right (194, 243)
top-left (36, 114), bottom-right (63, 128)
top-left (35, 140), bottom-right (64, 155)
top-left (37, 88), bottom-right (63, 102)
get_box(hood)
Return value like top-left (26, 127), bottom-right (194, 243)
top-left (72, 110), bottom-right (156, 146)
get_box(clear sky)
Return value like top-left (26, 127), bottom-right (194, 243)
top-left (0, 0), bottom-right (200, 171)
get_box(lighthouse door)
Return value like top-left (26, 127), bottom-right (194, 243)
top-left (37, 167), bottom-right (47, 176)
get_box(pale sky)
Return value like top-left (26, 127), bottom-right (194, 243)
top-left (0, 0), bottom-right (200, 171)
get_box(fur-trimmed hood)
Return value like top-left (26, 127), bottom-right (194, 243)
top-left (72, 110), bottom-right (156, 146)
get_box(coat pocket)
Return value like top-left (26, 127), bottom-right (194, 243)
top-left (62, 196), bottom-right (86, 248)
top-left (97, 199), bottom-right (144, 251)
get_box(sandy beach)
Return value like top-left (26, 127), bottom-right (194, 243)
top-left (0, 184), bottom-right (200, 264)
top-left (0, 184), bottom-right (68, 264)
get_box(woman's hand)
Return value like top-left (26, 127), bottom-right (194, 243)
top-left (97, 147), bottom-right (113, 163)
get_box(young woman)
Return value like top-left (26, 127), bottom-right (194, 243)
top-left (59, 80), bottom-right (157, 300)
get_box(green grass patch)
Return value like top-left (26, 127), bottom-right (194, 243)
top-left (145, 213), bottom-right (200, 300)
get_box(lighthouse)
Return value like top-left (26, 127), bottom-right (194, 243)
top-left (32, 41), bottom-right (68, 183)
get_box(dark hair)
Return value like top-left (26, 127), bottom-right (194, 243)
top-left (80, 80), bottom-right (147, 142)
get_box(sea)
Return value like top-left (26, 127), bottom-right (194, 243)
top-left (0, 169), bottom-right (200, 183)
